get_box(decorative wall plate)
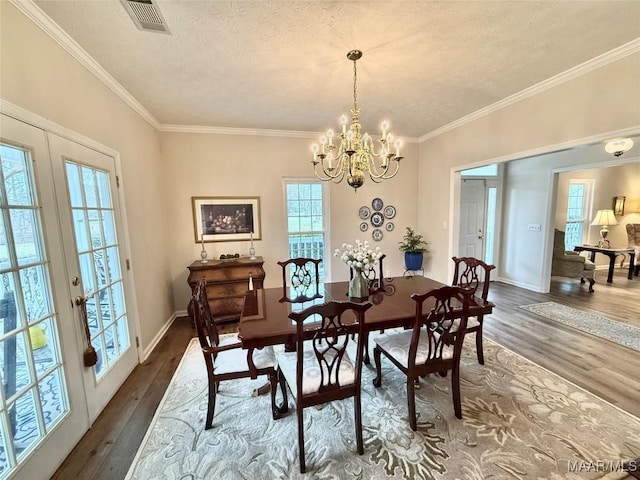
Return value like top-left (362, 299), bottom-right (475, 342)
top-left (358, 206), bottom-right (371, 219)
top-left (385, 222), bottom-right (394, 231)
top-left (360, 221), bottom-right (368, 232)
top-left (372, 197), bottom-right (384, 211)
top-left (372, 228), bottom-right (383, 241)
top-left (370, 212), bottom-right (384, 227)
top-left (383, 205), bottom-right (396, 219)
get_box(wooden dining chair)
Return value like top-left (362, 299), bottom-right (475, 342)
top-left (451, 256), bottom-right (496, 364)
top-left (276, 300), bottom-right (372, 473)
top-left (191, 278), bottom-right (284, 429)
top-left (372, 286), bottom-right (472, 431)
top-left (277, 257), bottom-right (323, 303)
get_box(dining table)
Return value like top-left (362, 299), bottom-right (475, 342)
top-left (238, 275), bottom-right (495, 351)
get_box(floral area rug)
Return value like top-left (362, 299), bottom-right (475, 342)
top-left (125, 336), bottom-right (640, 479)
top-left (519, 302), bottom-right (640, 352)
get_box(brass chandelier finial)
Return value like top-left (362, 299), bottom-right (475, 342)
top-left (311, 50), bottom-right (403, 191)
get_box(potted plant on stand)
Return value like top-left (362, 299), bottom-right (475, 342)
top-left (398, 227), bottom-right (429, 272)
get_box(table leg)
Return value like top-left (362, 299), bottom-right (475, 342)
top-left (630, 252), bottom-right (636, 280)
top-left (607, 253), bottom-right (615, 283)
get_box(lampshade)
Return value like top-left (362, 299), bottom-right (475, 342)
top-left (591, 209), bottom-right (618, 246)
top-left (590, 209), bottom-right (618, 226)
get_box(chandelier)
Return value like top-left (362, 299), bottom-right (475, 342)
top-left (311, 50), bottom-right (403, 191)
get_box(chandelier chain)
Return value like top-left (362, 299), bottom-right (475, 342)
top-left (352, 58), bottom-right (358, 111)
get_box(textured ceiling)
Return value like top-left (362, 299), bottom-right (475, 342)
top-left (33, 1), bottom-right (640, 138)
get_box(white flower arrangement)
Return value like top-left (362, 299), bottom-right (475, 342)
top-left (334, 240), bottom-right (383, 272)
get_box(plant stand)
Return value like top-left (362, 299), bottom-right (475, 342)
top-left (402, 267), bottom-right (424, 278)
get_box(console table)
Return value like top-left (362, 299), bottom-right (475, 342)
top-left (187, 256), bottom-right (265, 323)
top-left (573, 245), bottom-right (635, 283)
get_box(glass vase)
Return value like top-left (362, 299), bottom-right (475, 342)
top-left (348, 268), bottom-right (369, 298)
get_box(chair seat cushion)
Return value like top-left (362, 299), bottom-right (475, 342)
top-left (374, 329), bottom-right (453, 368)
top-left (215, 334), bottom-right (276, 375)
top-left (277, 345), bottom-right (356, 396)
top-left (583, 259), bottom-right (596, 271)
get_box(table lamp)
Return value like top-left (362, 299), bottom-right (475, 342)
top-left (591, 209), bottom-right (618, 247)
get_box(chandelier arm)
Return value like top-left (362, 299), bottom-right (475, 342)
top-left (367, 158), bottom-right (400, 180)
top-left (313, 162), bottom-right (342, 181)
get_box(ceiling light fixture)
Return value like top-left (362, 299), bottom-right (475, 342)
top-left (311, 50), bottom-right (403, 191)
top-left (604, 138), bottom-right (633, 157)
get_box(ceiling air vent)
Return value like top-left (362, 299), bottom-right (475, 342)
top-left (120, 0), bottom-right (170, 34)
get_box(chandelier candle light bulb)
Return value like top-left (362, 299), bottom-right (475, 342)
top-left (311, 50), bottom-right (404, 191)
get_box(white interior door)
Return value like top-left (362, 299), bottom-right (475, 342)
top-left (0, 115), bottom-right (88, 480)
top-left (47, 133), bottom-right (138, 423)
top-left (459, 179), bottom-right (486, 258)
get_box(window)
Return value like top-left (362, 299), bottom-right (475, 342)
top-left (284, 181), bottom-right (327, 279)
top-left (461, 164), bottom-right (498, 177)
top-left (564, 180), bottom-right (593, 250)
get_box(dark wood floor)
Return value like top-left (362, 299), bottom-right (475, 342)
top-left (52, 267), bottom-right (640, 479)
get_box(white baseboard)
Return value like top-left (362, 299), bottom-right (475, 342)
top-left (495, 276), bottom-right (544, 293)
top-left (141, 313), bottom-right (177, 362)
top-left (140, 310), bottom-right (191, 361)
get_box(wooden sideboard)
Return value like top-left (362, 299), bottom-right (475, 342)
top-left (187, 256), bottom-right (265, 323)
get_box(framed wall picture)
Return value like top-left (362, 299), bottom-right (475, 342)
top-left (192, 196), bottom-right (261, 242)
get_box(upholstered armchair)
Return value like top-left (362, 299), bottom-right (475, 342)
top-left (626, 224), bottom-right (640, 276)
top-left (551, 229), bottom-right (596, 292)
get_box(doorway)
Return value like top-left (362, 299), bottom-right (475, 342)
top-left (0, 114), bottom-right (138, 480)
top-left (458, 167), bottom-right (499, 266)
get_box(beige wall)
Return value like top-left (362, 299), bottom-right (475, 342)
top-left (1, 3), bottom-right (172, 349)
top-left (417, 53), bottom-right (640, 288)
top-left (160, 132), bottom-right (419, 311)
top-left (556, 162), bottom-right (640, 268)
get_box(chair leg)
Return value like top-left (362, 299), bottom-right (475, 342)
top-left (363, 331), bottom-right (370, 365)
top-left (297, 406), bottom-right (306, 473)
top-left (205, 376), bottom-right (217, 430)
top-left (354, 394), bottom-right (364, 455)
top-left (407, 376), bottom-right (417, 431)
top-left (588, 278), bottom-right (595, 293)
top-left (277, 368), bottom-right (289, 414)
top-left (475, 325), bottom-right (485, 365)
top-left (372, 346), bottom-right (383, 388)
top-left (268, 370), bottom-right (282, 420)
top-left (452, 365), bottom-right (462, 419)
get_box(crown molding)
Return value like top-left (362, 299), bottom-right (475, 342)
top-left (158, 124), bottom-right (317, 138)
top-left (10, 0), bottom-right (160, 130)
top-left (159, 123), bottom-right (420, 142)
top-left (419, 38), bottom-right (640, 143)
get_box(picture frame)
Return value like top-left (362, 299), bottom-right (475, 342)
top-left (192, 196), bottom-right (261, 243)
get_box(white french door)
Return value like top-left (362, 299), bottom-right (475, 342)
top-left (0, 114), bottom-right (138, 480)
top-left (48, 133), bottom-right (138, 422)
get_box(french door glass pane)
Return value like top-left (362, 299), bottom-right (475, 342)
top-left (0, 143), bottom-right (67, 477)
top-left (65, 161), bottom-right (128, 381)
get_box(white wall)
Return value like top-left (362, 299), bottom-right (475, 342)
top-left (0, 3), bottom-right (173, 350)
top-left (160, 132), bottom-right (419, 311)
top-left (417, 52), bottom-right (640, 290)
